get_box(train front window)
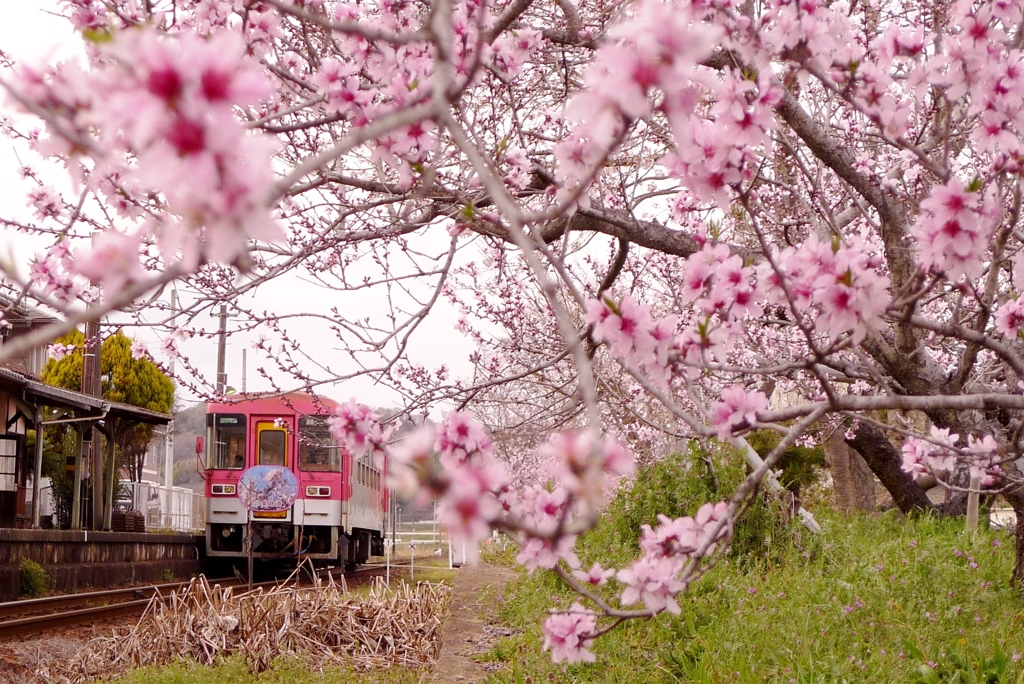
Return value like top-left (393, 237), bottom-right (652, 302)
top-left (258, 427), bottom-right (287, 466)
top-left (208, 414), bottom-right (246, 470)
top-left (298, 418), bottom-right (342, 472)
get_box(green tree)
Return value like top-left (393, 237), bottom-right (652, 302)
top-left (41, 330), bottom-right (174, 483)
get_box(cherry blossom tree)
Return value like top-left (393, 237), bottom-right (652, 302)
top-left (3, 0), bottom-right (1024, 663)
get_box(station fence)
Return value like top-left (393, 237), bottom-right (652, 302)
top-left (119, 481), bottom-right (206, 532)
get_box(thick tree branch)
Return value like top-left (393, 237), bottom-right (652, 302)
top-left (845, 422), bottom-right (934, 514)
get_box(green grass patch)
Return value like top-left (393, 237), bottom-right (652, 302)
top-left (488, 512), bottom-right (1024, 683)
top-left (104, 655), bottom-right (424, 683)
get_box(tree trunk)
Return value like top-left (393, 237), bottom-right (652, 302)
top-left (1004, 488), bottom-right (1024, 588)
top-left (845, 422), bottom-right (934, 514)
top-left (824, 430), bottom-right (877, 511)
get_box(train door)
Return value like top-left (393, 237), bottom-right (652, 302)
top-left (248, 417), bottom-right (295, 529)
top-left (254, 420), bottom-right (290, 467)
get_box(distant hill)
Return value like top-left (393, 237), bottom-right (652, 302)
top-left (172, 402), bottom-right (206, 490)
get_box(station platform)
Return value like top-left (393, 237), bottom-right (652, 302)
top-left (0, 529), bottom-right (203, 601)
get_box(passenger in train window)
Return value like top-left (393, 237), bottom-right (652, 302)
top-left (233, 453), bottom-right (245, 469)
top-left (260, 442), bottom-right (284, 466)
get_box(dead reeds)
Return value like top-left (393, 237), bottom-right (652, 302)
top-left (38, 573), bottom-right (451, 683)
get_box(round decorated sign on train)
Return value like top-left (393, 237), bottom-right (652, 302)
top-left (237, 465), bottom-right (299, 512)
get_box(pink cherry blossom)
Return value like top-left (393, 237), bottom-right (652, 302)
top-left (994, 298), bottom-right (1024, 337)
top-left (329, 400), bottom-right (388, 461)
top-left (48, 343), bottom-right (75, 361)
top-left (912, 178), bottom-right (996, 281)
top-left (542, 603), bottom-right (597, 664)
top-left (710, 385), bottom-right (767, 439)
top-left (573, 562), bottom-right (615, 586)
top-left (617, 555), bottom-right (687, 615)
top-left (130, 339), bottom-right (148, 360)
top-left (72, 231), bottom-right (146, 295)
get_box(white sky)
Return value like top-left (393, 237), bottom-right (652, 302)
top-left (0, 2), bottom-right (478, 412)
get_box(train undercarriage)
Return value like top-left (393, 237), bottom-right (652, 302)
top-left (207, 522), bottom-right (384, 567)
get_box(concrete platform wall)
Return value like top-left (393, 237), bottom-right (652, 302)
top-left (0, 529), bottom-right (203, 601)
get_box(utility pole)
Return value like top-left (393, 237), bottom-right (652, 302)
top-left (215, 303), bottom-right (228, 396)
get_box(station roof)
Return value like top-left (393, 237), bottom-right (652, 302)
top-left (0, 365), bottom-right (172, 425)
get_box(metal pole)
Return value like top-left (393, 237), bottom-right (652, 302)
top-left (83, 319), bottom-right (103, 530)
top-left (71, 427), bottom-right (83, 530)
top-left (216, 304), bottom-right (227, 396)
top-left (164, 291), bottom-right (177, 529)
top-left (30, 408), bottom-right (44, 528)
top-left (103, 430), bottom-right (116, 530)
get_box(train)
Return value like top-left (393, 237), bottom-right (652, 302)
top-left (199, 392), bottom-right (388, 567)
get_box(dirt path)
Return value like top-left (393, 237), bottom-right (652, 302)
top-left (426, 563), bottom-right (518, 683)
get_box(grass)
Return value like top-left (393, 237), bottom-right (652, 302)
top-left (486, 511), bottom-right (1024, 683)
top-left (106, 655), bottom-right (424, 683)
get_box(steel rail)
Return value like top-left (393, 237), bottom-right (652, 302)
top-left (0, 581), bottom-right (197, 621)
top-left (0, 565), bottom-right (395, 640)
top-left (0, 598), bottom-right (153, 639)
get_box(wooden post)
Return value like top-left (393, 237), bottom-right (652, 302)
top-left (966, 473), bottom-right (982, 533)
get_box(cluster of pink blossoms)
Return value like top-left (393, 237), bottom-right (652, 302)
top-left (675, 243), bottom-right (762, 374)
top-left (761, 234), bottom-right (890, 345)
top-left (329, 400), bottom-right (390, 462)
top-left (542, 603), bottom-right (598, 664)
top-left (28, 242), bottom-right (81, 304)
top-left (911, 178), bottom-right (997, 282)
top-left (901, 427), bottom-right (1001, 486)
top-left (555, 0), bottom-right (722, 205)
top-left (48, 342), bottom-right (76, 361)
top-left (515, 484), bottom-right (581, 572)
top-left (130, 339), bottom-right (148, 360)
top-left (16, 27), bottom-right (281, 290)
top-left (994, 297), bottom-right (1024, 338)
top-left (542, 429), bottom-right (635, 497)
top-left (617, 502), bottom-right (729, 615)
top-left (387, 412), bottom-right (509, 561)
top-left (710, 385), bottom-right (768, 440)
top-left (585, 296), bottom-right (676, 385)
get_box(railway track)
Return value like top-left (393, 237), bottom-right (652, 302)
top-left (0, 562), bottom-right (429, 640)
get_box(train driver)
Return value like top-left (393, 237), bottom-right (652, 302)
top-left (305, 449), bottom-right (329, 471)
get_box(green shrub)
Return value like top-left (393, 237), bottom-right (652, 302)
top-left (586, 439), bottom-right (807, 569)
top-left (20, 558), bottom-right (49, 597)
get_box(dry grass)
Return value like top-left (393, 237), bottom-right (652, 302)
top-left (38, 573), bottom-right (451, 684)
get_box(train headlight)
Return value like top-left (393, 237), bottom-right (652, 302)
top-left (306, 486), bottom-right (330, 497)
top-left (211, 484), bottom-right (236, 495)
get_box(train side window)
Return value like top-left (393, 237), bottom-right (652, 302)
top-left (258, 427), bottom-right (287, 466)
top-left (207, 414), bottom-right (246, 470)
